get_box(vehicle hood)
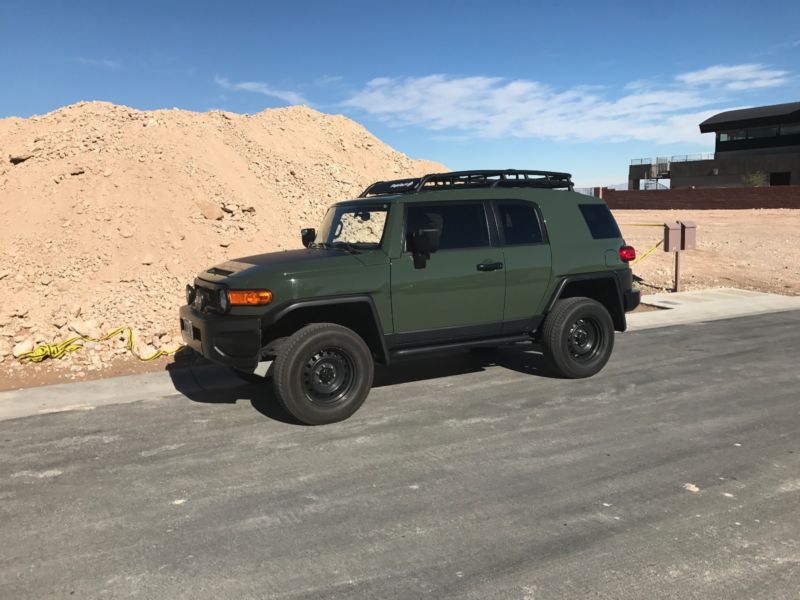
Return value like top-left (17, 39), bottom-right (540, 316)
top-left (196, 248), bottom-right (369, 283)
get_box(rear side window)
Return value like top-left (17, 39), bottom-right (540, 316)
top-left (405, 203), bottom-right (489, 250)
top-left (497, 202), bottom-right (544, 245)
top-left (579, 204), bottom-right (622, 239)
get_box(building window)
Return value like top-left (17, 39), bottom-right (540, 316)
top-left (780, 123), bottom-right (800, 136)
top-left (719, 130), bottom-right (747, 142)
top-left (770, 172), bottom-right (791, 186)
top-left (747, 126), bottom-right (779, 139)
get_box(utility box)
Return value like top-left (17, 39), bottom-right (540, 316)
top-left (681, 221), bottom-right (697, 250)
top-left (664, 222), bottom-right (681, 252)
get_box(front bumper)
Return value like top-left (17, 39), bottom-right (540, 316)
top-left (623, 288), bottom-right (641, 312)
top-left (179, 305), bottom-right (262, 371)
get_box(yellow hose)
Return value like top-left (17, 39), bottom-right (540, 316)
top-left (16, 326), bottom-right (183, 364)
top-left (631, 239), bottom-right (664, 265)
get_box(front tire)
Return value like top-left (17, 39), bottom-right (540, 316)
top-left (273, 323), bottom-right (374, 425)
top-left (541, 297), bottom-right (614, 378)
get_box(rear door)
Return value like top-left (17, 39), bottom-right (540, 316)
top-left (492, 200), bottom-right (552, 328)
top-left (390, 201), bottom-right (505, 337)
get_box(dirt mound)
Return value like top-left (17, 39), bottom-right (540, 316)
top-left (0, 101), bottom-right (444, 378)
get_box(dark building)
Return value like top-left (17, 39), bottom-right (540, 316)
top-left (629, 101), bottom-right (800, 189)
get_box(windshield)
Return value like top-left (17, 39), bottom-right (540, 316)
top-left (314, 204), bottom-right (389, 249)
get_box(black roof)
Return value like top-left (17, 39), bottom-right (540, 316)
top-left (359, 169), bottom-right (573, 197)
top-left (699, 101), bottom-right (800, 133)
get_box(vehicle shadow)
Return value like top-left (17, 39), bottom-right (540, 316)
top-left (373, 346), bottom-right (554, 387)
top-left (165, 348), bottom-right (301, 425)
top-left (166, 345), bottom-right (555, 424)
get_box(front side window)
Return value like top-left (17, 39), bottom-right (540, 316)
top-left (315, 204), bottom-right (388, 248)
top-left (497, 203), bottom-right (544, 245)
top-left (405, 203), bottom-right (489, 251)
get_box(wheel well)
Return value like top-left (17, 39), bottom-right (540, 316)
top-left (556, 278), bottom-right (625, 331)
top-left (264, 301), bottom-right (388, 363)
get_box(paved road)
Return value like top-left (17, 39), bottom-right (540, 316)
top-left (2, 312), bottom-right (799, 599)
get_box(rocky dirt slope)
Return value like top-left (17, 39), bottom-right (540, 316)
top-left (0, 101), bottom-right (443, 380)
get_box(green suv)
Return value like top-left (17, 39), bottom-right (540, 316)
top-left (180, 170), bottom-right (639, 424)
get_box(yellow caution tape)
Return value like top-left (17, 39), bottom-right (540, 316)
top-left (632, 239), bottom-right (664, 265)
top-left (15, 326), bottom-right (183, 364)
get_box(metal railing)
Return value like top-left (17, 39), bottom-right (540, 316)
top-left (668, 153), bottom-right (715, 163)
top-left (631, 153), bottom-right (714, 165)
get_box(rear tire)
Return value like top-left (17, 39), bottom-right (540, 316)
top-left (273, 323), bottom-right (374, 425)
top-left (541, 297), bottom-right (614, 378)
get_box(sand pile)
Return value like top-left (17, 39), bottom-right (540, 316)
top-left (0, 101), bottom-right (443, 377)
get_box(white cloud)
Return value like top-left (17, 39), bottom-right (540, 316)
top-left (342, 63), bottom-right (791, 145)
top-left (71, 57), bottom-right (122, 69)
top-left (214, 75), bottom-right (307, 105)
top-left (315, 74), bottom-right (344, 86)
top-left (675, 63), bottom-right (788, 90)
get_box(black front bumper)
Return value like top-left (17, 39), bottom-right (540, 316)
top-left (179, 305), bottom-right (262, 371)
top-left (623, 288), bottom-right (641, 312)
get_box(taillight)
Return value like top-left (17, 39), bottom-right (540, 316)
top-left (619, 245), bottom-right (636, 262)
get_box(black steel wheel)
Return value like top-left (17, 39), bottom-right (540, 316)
top-left (273, 323), bottom-right (374, 425)
top-left (301, 347), bottom-right (356, 405)
top-left (566, 317), bottom-right (604, 363)
top-left (541, 297), bottom-right (614, 378)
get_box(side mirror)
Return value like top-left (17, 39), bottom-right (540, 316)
top-left (410, 225), bottom-right (441, 268)
top-left (412, 227), bottom-right (441, 255)
top-left (301, 228), bottom-right (316, 248)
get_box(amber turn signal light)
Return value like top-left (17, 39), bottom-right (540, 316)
top-left (228, 290), bottom-right (273, 306)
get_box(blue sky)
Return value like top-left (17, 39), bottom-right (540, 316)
top-left (1, 0), bottom-right (798, 186)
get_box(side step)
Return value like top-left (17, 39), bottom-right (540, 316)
top-left (390, 334), bottom-right (533, 359)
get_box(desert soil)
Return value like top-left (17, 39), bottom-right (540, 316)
top-left (616, 209), bottom-right (800, 296)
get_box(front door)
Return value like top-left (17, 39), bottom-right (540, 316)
top-left (390, 201), bottom-right (505, 337)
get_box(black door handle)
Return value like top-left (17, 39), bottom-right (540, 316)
top-left (476, 261), bottom-right (503, 272)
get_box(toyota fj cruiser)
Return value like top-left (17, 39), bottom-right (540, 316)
top-left (180, 170), bottom-right (639, 425)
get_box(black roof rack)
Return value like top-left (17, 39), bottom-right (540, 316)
top-left (359, 169), bottom-right (574, 197)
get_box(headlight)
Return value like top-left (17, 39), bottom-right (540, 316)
top-left (218, 288), bottom-right (229, 312)
top-left (185, 284), bottom-right (196, 305)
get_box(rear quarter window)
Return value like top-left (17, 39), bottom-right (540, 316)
top-left (578, 204), bottom-right (622, 239)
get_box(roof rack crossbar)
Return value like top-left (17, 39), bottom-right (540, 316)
top-left (359, 169), bottom-right (574, 197)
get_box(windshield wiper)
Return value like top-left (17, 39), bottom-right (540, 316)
top-left (331, 241), bottom-right (361, 253)
top-left (309, 241), bottom-right (360, 253)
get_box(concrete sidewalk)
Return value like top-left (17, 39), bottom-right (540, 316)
top-left (628, 287), bottom-right (800, 330)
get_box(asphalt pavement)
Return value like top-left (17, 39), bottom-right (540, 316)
top-left (1, 311), bottom-right (799, 599)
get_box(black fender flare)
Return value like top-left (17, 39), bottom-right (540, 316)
top-left (262, 295), bottom-right (391, 363)
top-left (545, 272), bottom-right (628, 331)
